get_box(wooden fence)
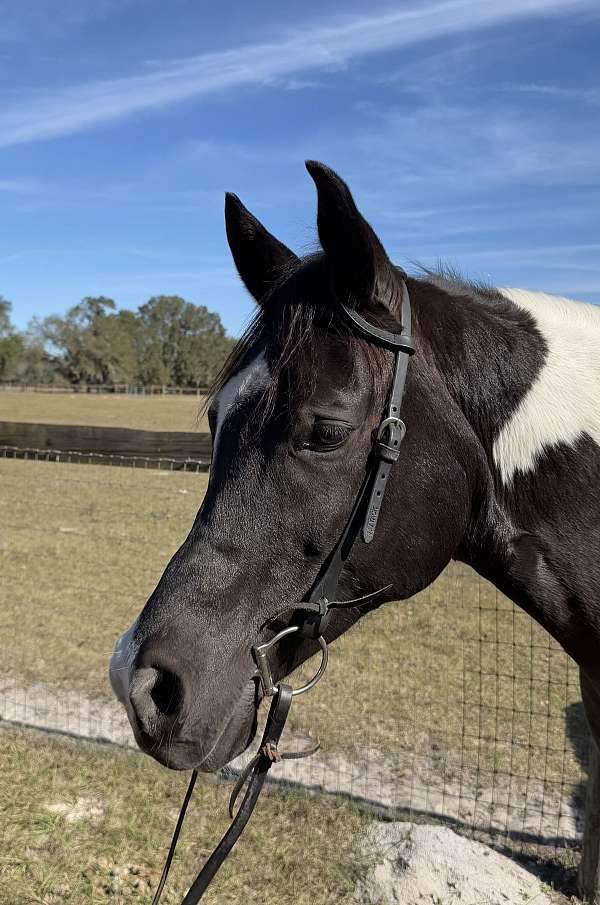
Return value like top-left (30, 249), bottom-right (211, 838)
top-left (0, 421), bottom-right (212, 468)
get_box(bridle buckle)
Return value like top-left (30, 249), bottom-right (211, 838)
top-left (377, 415), bottom-right (406, 442)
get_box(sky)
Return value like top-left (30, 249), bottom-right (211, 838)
top-left (1, 0), bottom-right (599, 337)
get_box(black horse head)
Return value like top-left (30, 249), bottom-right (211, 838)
top-left (110, 162), bottom-right (485, 770)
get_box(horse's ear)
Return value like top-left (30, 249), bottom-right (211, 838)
top-left (225, 193), bottom-right (298, 303)
top-left (305, 160), bottom-right (401, 315)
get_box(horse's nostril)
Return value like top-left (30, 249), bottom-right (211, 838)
top-left (129, 664), bottom-right (184, 734)
top-left (151, 667), bottom-right (183, 717)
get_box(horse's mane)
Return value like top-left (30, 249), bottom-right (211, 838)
top-left (416, 263), bottom-right (505, 304)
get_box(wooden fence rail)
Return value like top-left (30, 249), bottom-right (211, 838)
top-left (0, 421), bottom-right (212, 466)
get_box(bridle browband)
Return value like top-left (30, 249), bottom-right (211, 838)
top-left (151, 278), bottom-right (415, 905)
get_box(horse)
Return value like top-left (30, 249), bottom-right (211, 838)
top-left (110, 161), bottom-right (600, 895)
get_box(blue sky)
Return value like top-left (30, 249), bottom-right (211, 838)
top-left (1, 0), bottom-right (599, 337)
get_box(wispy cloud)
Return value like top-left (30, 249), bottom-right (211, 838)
top-left (0, 179), bottom-right (38, 193)
top-left (432, 242), bottom-right (600, 261)
top-left (351, 99), bottom-right (600, 195)
top-left (496, 82), bottom-right (600, 105)
top-left (0, 0), bottom-right (594, 148)
top-left (0, 248), bottom-right (49, 264)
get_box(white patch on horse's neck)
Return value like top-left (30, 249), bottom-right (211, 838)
top-left (493, 288), bottom-right (600, 484)
top-left (213, 353), bottom-right (269, 455)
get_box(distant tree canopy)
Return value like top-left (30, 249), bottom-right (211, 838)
top-left (0, 294), bottom-right (235, 387)
top-left (0, 297), bottom-right (27, 380)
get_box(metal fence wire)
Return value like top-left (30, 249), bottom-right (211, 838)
top-left (0, 446), bottom-right (589, 870)
top-left (0, 383), bottom-right (210, 395)
top-left (0, 445), bottom-right (207, 471)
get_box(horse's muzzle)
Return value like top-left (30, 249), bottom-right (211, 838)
top-left (109, 630), bottom-right (258, 771)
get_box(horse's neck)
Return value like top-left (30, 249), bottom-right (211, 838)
top-left (412, 278), bottom-right (600, 667)
top-left (418, 280), bottom-right (600, 534)
top-left (411, 279), bottom-right (561, 639)
top-left (410, 277), bottom-right (546, 478)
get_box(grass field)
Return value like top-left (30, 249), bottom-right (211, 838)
top-left (0, 458), bottom-right (203, 692)
top-left (0, 385), bottom-right (589, 866)
top-left (0, 455), bottom-right (586, 793)
top-left (0, 728), bottom-right (368, 904)
top-left (0, 382), bottom-right (588, 903)
top-left (0, 391), bottom-right (209, 433)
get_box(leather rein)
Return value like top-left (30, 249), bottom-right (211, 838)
top-left (151, 280), bottom-right (415, 904)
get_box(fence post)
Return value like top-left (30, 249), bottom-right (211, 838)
top-left (580, 739), bottom-right (600, 903)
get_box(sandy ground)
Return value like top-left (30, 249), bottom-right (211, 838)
top-left (355, 822), bottom-right (568, 904)
top-left (0, 677), bottom-right (583, 849)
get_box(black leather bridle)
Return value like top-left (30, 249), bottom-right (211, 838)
top-left (151, 279), bottom-right (415, 905)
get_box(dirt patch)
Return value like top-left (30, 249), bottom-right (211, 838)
top-left (84, 858), bottom-right (159, 902)
top-left (355, 822), bottom-right (567, 904)
top-left (45, 796), bottom-right (104, 824)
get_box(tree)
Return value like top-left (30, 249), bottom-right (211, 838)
top-left (1, 292), bottom-right (234, 387)
top-left (136, 296), bottom-right (234, 387)
top-left (0, 297), bottom-right (25, 380)
top-left (0, 296), bottom-right (12, 337)
top-left (0, 334), bottom-right (24, 379)
top-left (40, 297), bottom-right (140, 385)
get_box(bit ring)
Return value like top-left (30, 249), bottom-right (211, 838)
top-left (253, 627), bottom-right (328, 698)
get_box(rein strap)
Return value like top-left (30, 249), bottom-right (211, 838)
top-left (153, 685), bottom-right (295, 905)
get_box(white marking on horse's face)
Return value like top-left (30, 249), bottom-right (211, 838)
top-left (108, 619), bottom-right (138, 705)
top-left (493, 288), bottom-right (600, 483)
top-left (108, 355), bottom-right (270, 712)
top-left (212, 353), bottom-right (270, 456)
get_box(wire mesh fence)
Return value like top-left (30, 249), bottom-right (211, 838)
top-left (0, 383), bottom-right (210, 395)
top-left (321, 566), bottom-right (588, 851)
top-left (0, 444), bottom-right (207, 471)
top-left (0, 446), bottom-right (589, 874)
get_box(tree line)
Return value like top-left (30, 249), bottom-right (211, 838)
top-left (0, 295), bottom-right (236, 388)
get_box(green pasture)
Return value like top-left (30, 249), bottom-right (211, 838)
top-left (0, 728), bottom-right (367, 904)
top-left (0, 455), bottom-right (585, 788)
top-left (0, 390), bottom-right (209, 433)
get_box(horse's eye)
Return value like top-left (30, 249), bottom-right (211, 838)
top-left (306, 420), bottom-right (353, 451)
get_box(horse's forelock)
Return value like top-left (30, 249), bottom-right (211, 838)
top-left (206, 255), bottom-right (393, 429)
